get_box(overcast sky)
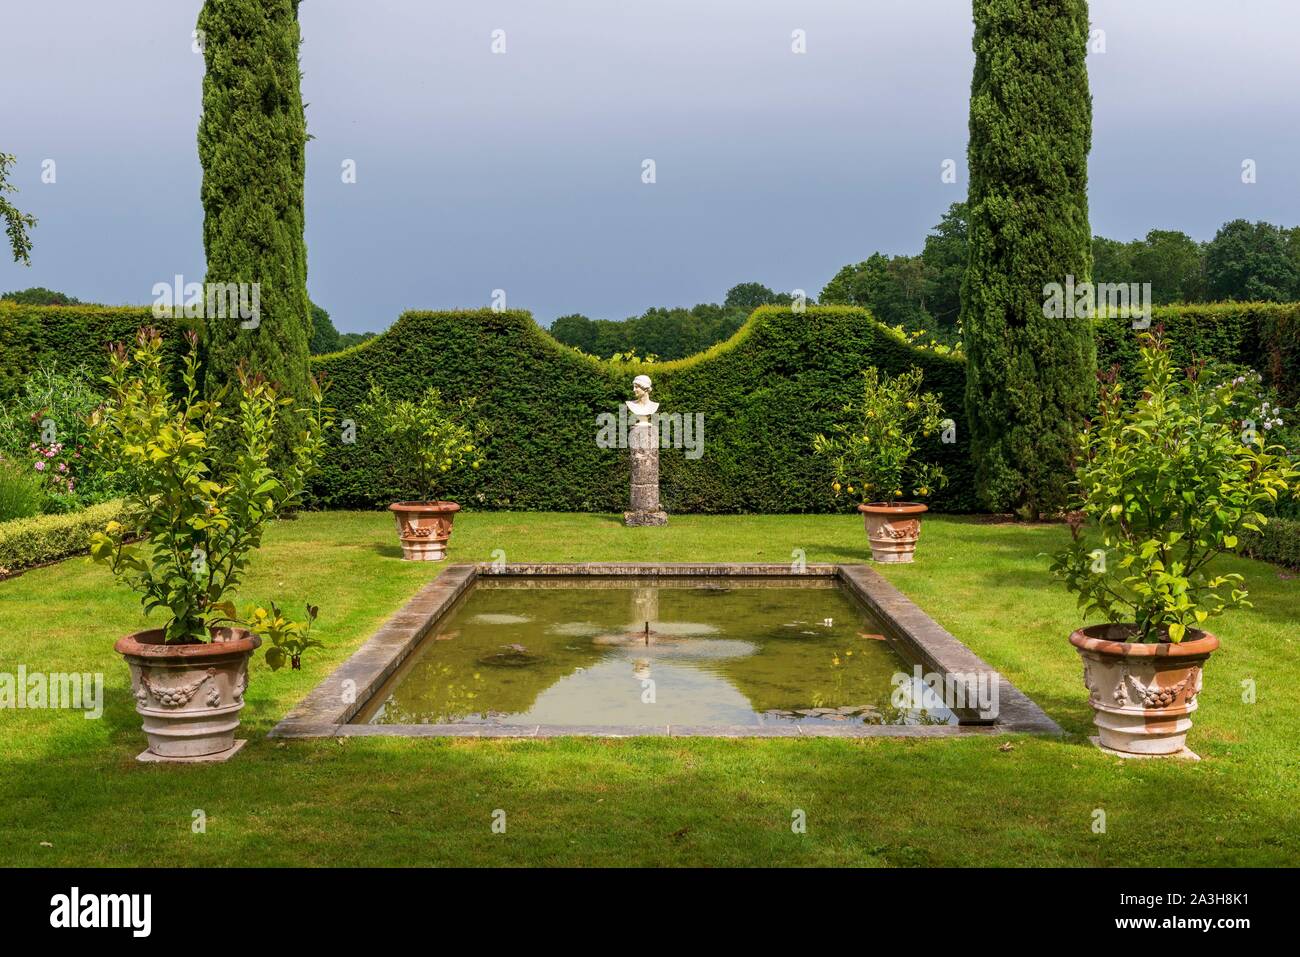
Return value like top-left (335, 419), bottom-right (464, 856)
top-left (2, 1), bottom-right (1298, 332)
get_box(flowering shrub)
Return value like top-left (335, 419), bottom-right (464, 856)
top-left (813, 366), bottom-right (947, 506)
top-left (1051, 333), bottom-right (1298, 643)
top-left (0, 365), bottom-right (134, 512)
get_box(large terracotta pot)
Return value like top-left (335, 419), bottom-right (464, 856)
top-left (115, 627), bottom-right (260, 760)
top-left (389, 501), bottom-right (461, 561)
top-left (857, 502), bottom-right (928, 563)
top-left (1070, 624), bottom-right (1218, 755)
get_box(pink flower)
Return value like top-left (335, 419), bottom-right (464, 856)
top-left (57, 463), bottom-right (67, 473)
top-left (34, 461), bottom-right (46, 471)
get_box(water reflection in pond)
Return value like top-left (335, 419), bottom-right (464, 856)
top-left (356, 579), bottom-right (955, 728)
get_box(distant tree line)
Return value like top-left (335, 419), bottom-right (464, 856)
top-left (548, 283), bottom-right (806, 360)
top-left (8, 213), bottom-right (1300, 361)
top-left (821, 205), bottom-right (1300, 345)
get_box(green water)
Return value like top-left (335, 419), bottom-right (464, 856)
top-left (356, 578), bottom-right (955, 728)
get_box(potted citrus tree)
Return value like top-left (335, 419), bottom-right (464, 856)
top-left (814, 366), bottom-right (946, 562)
top-left (1050, 333), bottom-right (1296, 756)
top-left (358, 383), bottom-right (484, 561)
top-left (89, 328), bottom-right (330, 761)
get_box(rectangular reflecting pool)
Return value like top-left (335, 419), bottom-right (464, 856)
top-left (353, 578), bottom-right (955, 728)
top-left (272, 563), bottom-right (1061, 739)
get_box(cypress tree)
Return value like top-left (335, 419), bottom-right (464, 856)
top-left (962, 0), bottom-right (1096, 516)
top-left (197, 0), bottom-right (310, 403)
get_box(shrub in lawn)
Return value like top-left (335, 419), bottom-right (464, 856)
top-left (357, 382), bottom-right (485, 561)
top-left (1051, 332), bottom-right (1298, 754)
top-left (962, 0), bottom-right (1096, 517)
top-left (813, 367), bottom-right (948, 562)
top-left (89, 327), bottom-right (329, 651)
top-left (1054, 334), bottom-right (1296, 641)
top-left (813, 367), bottom-right (947, 505)
top-left (357, 383), bottom-right (485, 503)
top-left (88, 327), bottom-right (332, 758)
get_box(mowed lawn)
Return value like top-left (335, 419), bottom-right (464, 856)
top-left (2, 511), bottom-right (1298, 867)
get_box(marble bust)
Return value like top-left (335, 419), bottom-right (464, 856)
top-left (626, 374), bottom-right (659, 419)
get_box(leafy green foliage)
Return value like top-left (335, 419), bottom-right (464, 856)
top-left (921, 203), bottom-right (969, 329)
top-left (309, 301), bottom-right (341, 355)
top-left (962, 0), bottom-right (1096, 517)
top-left (821, 204), bottom-right (968, 344)
top-left (0, 459), bottom-right (44, 522)
top-left (722, 282), bottom-right (799, 313)
top-left (197, 0), bottom-right (311, 408)
top-left (356, 383), bottom-right (485, 502)
top-left (246, 601), bottom-right (321, 671)
top-left (1051, 335), bottom-right (1298, 642)
top-left (1091, 230), bottom-right (1207, 304)
top-left (0, 302), bottom-right (193, 399)
top-left (0, 364), bottom-right (140, 512)
top-left (0, 499), bottom-right (133, 575)
top-left (813, 367), bottom-right (947, 505)
top-left (88, 328), bottom-right (330, 645)
top-left (1239, 516), bottom-right (1300, 570)
top-left (821, 253), bottom-right (931, 333)
top-left (1205, 219), bottom-right (1300, 302)
top-left (0, 153), bottom-right (37, 266)
top-left (1, 287), bottom-right (82, 306)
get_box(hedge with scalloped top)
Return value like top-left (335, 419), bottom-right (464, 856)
top-left (308, 306), bottom-right (979, 513)
top-left (6, 301), bottom-right (1299, 514)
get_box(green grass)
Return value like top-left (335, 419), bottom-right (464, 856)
top-left (3, 511), bottom-right (1299, 866)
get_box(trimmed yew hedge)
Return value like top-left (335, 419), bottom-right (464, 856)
top-left (310, 306), bottom-right (978, 513)
top-left (0, 499), bottom-right (134, 576)
top-left (0, 303), bottom-right (194, 397)
top-left (5, 300), bottom-right (1299, 515)
top-left (1239, 518), bottom-right (1300, 571)
top-left (1097, 302), bottom-right (1300, 402)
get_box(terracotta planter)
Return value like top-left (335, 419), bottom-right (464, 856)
top-left (857, 502), bottom-right (928, 563)
top-left (1070, 624), bottom-right (1218, 755)
top-left (115, 627), bottom-right (260, 760)
top-left (389, 501), bottom-right (461, 561)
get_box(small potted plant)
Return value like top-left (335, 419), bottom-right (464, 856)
top-left (358, 382), bottom-right (484, 561)
top-left (814, 366), bottom-right (946, 562)
top-left (1050, 333), bottom-right (1296, 756)
top-left (89, 329), bottom-right (330, 761)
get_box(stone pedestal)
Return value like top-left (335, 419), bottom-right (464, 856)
top-left (625, 418), bottom-right (667, 526)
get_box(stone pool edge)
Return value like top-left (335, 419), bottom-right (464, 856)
top-left (268, 562), bottom-right (1062, 740)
